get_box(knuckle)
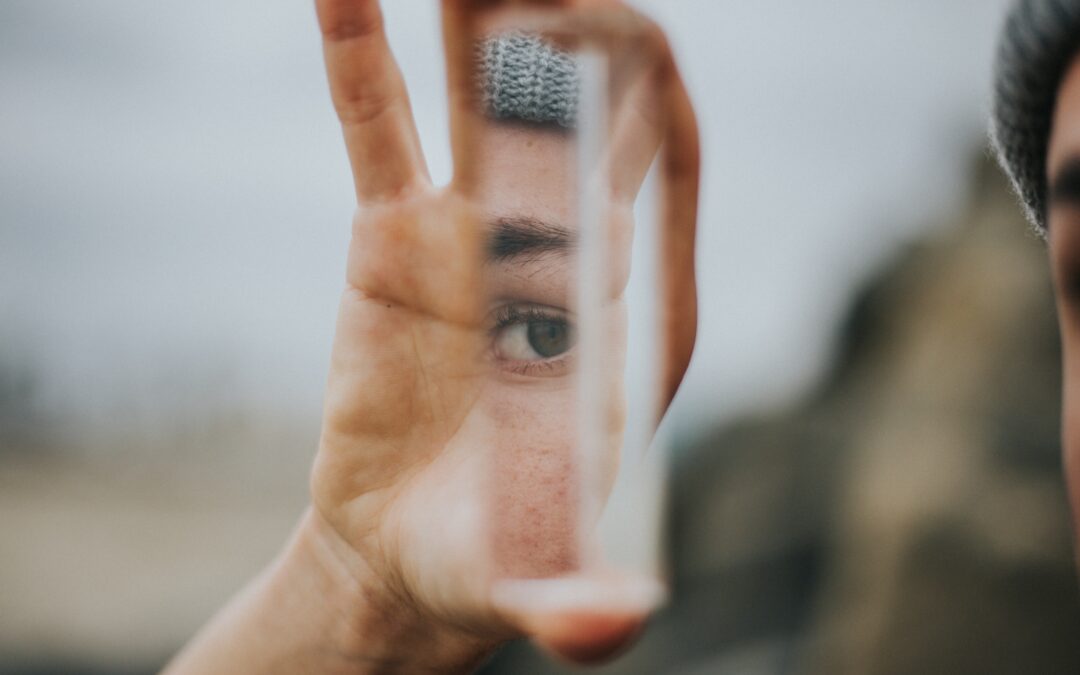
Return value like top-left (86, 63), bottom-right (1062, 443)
top-left (334, 85), bottom-right (402, 127)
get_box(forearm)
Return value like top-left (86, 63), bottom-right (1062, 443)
top-left (162, 509), bottom-right (496, 675)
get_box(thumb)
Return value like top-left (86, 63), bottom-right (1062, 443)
top-left (491, 573), bottom-right (664, 664)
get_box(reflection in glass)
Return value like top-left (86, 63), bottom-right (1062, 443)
top-left (458, 9), bottom-right (674, 587)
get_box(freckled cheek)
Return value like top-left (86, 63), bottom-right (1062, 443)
top-left (484, 380), bottom-right (628, 578)
top-left (486, 349), bottom-right (630, 574)
top-left (486, 385), bottom-right (581, 578)
top-left (1061, 361), bottom-right (1080, 533)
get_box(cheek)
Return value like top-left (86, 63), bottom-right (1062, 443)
top-left (486, 385), bottom-right (581, 578)
top-left (1060, 338), bottom-right (1080, 532)
top-left (1049, 194), bottom-right (1080, 520)
top-left (1050, 221), bottom-right (1080, 538)
top-left (483, 379), bottom-right (626, 578)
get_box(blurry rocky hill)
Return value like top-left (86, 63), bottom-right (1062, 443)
top-left (482, 155), bottom-right (1080, 674)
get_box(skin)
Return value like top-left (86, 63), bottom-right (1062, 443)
top-left (1045, 54), bottom-right (1080, 552)
top-left (163, 1), bottom-right (699, 672)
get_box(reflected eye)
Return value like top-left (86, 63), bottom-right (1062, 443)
top-left (491, 304), bottom-right (576, 374)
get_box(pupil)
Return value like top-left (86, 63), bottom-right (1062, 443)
top-left (526, 320), bottom-right (571, 358)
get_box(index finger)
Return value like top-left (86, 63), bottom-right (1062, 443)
top-left (316, 0), bottom-right (430, 203)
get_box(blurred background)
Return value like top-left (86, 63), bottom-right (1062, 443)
top-left (3, 1), bottom-right (1080, 673)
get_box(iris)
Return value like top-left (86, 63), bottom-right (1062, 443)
top-left (526, 318), bottom-right (572, 358)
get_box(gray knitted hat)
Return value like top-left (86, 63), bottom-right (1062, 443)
top-left (991, 0), bottom-right (1080, 235)
top-left (478, 32), bottom-right (580, 128)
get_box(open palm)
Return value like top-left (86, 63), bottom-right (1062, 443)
top-left (308, 0), bottom-right (700, 664)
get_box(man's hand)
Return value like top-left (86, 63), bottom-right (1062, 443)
top-left (164, 1), bottom-right (698, 672)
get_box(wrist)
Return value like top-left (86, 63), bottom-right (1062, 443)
top-left (282, 508), bottom-right (499, 674)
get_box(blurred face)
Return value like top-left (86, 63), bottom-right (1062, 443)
top-left (1045, 55), bottom-right (1080, 545)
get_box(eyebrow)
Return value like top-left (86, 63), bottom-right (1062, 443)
top-left (1050, 156), bottom-right (1080, 207)
top-left (486, 216), bottom-right (574, 262)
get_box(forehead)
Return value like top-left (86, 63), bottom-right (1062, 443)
top-left (473, 122), bottom-right (577, 228)
top-left (472, 121), bottom-right (634, 300)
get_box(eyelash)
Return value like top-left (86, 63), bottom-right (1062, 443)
top-left (489, 303), bottom-right (575, 377)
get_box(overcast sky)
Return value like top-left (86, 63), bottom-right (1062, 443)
top-left (0, 0), bottom-right (1013, 447)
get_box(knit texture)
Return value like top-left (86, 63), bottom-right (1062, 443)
top-left (991, 0), bottom-right (1080, 235)
top-left (478, 32), bottom-right (580, 128)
